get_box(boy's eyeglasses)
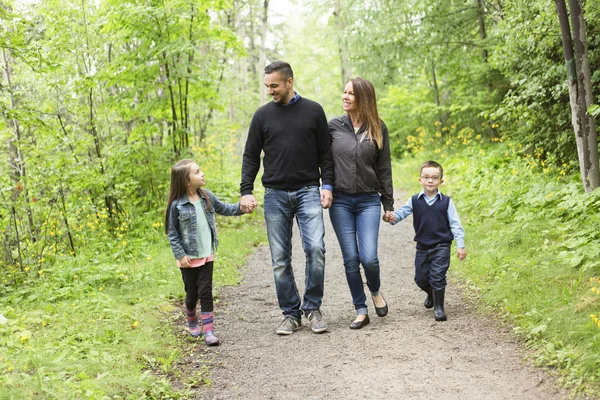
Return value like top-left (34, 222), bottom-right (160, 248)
top-left (420, 176), bottom-right (440, 181)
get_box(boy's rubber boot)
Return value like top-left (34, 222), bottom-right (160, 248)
top-left (423, 286), bottom-right (434, 309)
top-left (185, 307), bottom-right (202, 337)
top-left (433, 289), bottom-right (447, 321)
top-left (201, 312), bottom-right (221, 346)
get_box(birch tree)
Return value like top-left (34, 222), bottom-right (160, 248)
top-left (555, 0), bottom-right (599, 191)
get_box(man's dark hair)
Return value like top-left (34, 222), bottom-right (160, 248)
top-left (264, 61), bottom-right (294, 81)
top-left (420, 160), bottom-right (444, 178)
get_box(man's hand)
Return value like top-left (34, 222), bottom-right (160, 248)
top-left (241, 194), bottom-right (257, 214)
top-left (457, 248), bottom-right (467, 261)
top-left (320, 189), bottom-right (332, 209)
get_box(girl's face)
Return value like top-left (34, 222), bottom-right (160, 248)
top-left (342, 81), bottom-right (356, 113)
top-left (187, 162), bottom-right (205, 190)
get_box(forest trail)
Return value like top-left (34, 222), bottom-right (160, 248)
top-left (186, 192), bottom-right (570, 400)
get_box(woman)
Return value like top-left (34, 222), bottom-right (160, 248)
top-left (328, 77), bottom-right (395, 329)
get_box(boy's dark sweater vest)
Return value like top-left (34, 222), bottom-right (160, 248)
top-left (411, 194), bottom-right (454, 250)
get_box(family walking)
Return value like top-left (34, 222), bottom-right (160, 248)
top-left (166, 61), bottom-right (466, 345)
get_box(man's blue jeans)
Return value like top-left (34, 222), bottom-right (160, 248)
top-left (264, 186), bottom-right (326, 320)
top-left (414, 244), bottom-right (450, 291)
top-left (329, 192), bottom-right (381, 314)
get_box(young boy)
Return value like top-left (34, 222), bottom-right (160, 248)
top-left (385, 160), bottom-right (466, 321)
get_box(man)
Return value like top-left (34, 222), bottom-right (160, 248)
top-left (240, 61), bottom-right (334, 335)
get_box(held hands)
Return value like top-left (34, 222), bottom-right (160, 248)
top-left (457, 248), bottom-right (467, 261)
top-left (320, 189), bottom-right (332, 209)
top-left (382, 211), bottom-right (396, 224)
top-left (240, 194), bottom-right (258, 214)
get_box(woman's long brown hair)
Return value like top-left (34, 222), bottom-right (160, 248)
top-left (350, 77), bottom-right (383, 150)
top-left (164, 159), bottom-right (211, 234)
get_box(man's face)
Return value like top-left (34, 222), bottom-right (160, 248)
top-left (264, 72), bottom-right (293, 104)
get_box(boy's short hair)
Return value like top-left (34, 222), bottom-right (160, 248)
top-left (420, 160), bottom-right (444, 178)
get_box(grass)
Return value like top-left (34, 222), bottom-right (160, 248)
top-left (0, 210), bottom-right (267, 399)
top-left (392, 140), bottom-right (600, 396)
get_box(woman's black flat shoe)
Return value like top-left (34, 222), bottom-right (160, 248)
top-left (372, 293), bottom-right (388, 317)
top-left (349, 315), bottom-right (370, 329)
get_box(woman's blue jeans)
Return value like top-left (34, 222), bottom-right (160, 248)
top-left (264, 186), bottom-right (326, 320)
top-left (329, 192), bottom-right (382, 314)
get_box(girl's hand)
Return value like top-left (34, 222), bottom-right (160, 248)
top-left (179, 256), bottom-right (191, 268)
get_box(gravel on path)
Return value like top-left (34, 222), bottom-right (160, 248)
top-left (180, 192), bottom-right (571, 400)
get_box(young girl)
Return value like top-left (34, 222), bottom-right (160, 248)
top-left (165, 159), bottom-right (248, 346)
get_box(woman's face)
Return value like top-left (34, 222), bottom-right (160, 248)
top-left (342, 81), bottom-right (356, 113)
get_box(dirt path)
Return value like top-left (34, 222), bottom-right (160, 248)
top-left (189, 192), bottom-right (571, 400)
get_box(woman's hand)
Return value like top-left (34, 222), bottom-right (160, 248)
top-left (382, 211), bottom-right (396, 223)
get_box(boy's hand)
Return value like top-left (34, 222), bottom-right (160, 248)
top-left (457, 248), bottom-right (467, 261)
top-left (179, 256), bottom-right (191, 268)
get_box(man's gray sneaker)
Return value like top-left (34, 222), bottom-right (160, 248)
top-left (306, 309), bottom-right (327, 333)
top-left (276, 316), bottom-right (301, 335)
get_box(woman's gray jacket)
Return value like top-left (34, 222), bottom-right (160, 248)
top-left (328, 115), bottom-right (394, 211)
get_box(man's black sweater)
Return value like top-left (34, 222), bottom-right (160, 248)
top-left (240, 97), bottom-right (334, 195)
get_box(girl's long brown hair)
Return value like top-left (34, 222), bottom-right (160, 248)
top-left (164, 159), bottom-right (211, 234)
top-left (350, 77), bottom-right (383, 150)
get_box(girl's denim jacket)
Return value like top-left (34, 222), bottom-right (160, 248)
top-left (167, 189), bottom-right (242, 261)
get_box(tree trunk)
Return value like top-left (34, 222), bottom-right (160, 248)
top-left (333, 0), bottom-right (352, 86)
top-left (569, 0), bottom-right (599, 191)
top-left (476, 0), bottom-right (488, 63)
top-left (555, 0), bottom-right (600, 191)
top-left (259, 0), bottom-right (269, 104)
top-left (430, 58), bottom-right (443, 136)
top-left (2, 48), bottom-right (35, 241)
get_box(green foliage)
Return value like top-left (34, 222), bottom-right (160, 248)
top-left (0, 3), bottom-right (268, 394)
top-left (330, 0), bottom-right (599, 171)
top-left (380, 84), bottom-right (437, 157)
top-left (0, 0), bottom-right (251, 279)
top-left (0, 196), bottom-right (266, 399)
top-left (393, 129), bottom-right (600, 396)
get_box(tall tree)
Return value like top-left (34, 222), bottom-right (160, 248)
top-left (555, 0), bottom-right (599, 191)
top-left (259, 0), bottom-right (269, 104)
top-left (332, 0), bottom-right (352, 87)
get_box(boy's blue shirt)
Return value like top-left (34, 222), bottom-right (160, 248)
top-left (392, 189), bottom-right (465, 249)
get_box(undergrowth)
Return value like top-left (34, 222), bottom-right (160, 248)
top-left (0, 195), bottom-right (267, 399)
